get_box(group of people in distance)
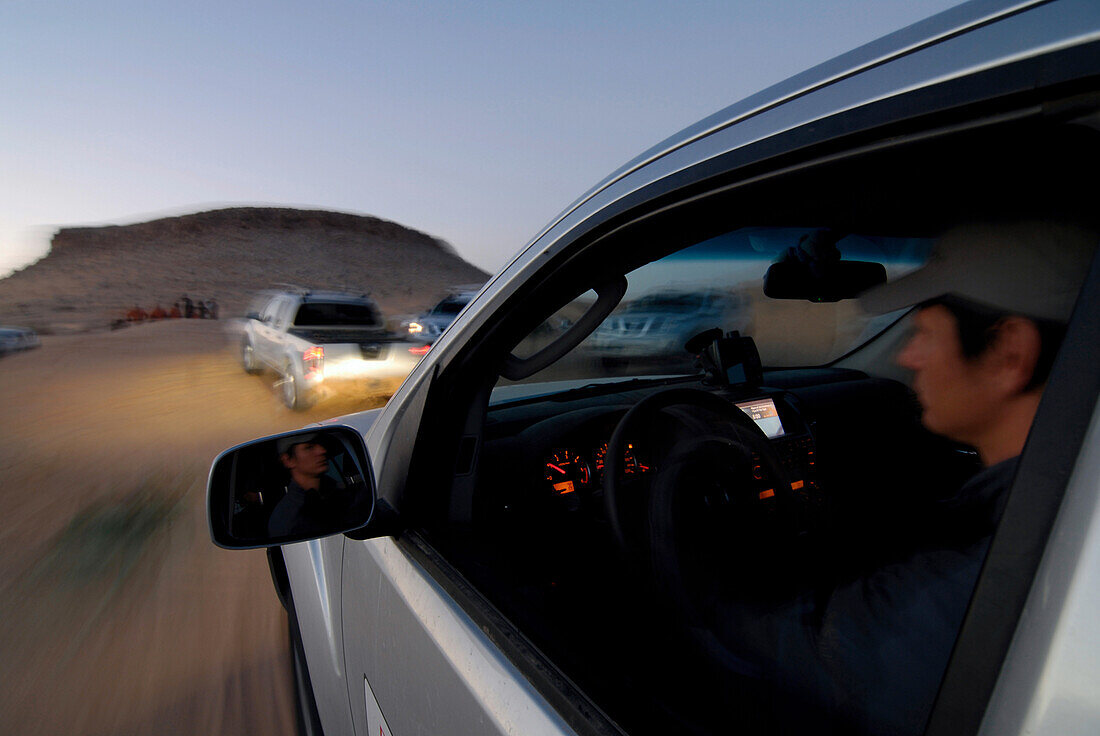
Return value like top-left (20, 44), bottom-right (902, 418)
top-left (121, 294), bottom-right (219, 325)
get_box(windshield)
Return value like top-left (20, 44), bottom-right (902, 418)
top-left (293, 301), bottom-right (381, 327)
top-left (494, 226), bottom-right (930, 400)
top-left (431, 295), bottom-right (470, 315)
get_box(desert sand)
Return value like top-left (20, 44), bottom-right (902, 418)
top-left (0, 319), bottom-right (390, 735)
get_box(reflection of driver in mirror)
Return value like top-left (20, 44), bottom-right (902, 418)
top-left (267, 433), bottom-right (353, 538)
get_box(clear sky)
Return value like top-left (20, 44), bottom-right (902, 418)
top-left (0, 0), bottom-right (962, 278)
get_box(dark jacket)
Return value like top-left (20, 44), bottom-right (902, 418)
top-left (268, 476), bottom-right (353, 539)
top-left (714, 458), bottom-right (1018, 735)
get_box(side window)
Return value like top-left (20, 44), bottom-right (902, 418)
top-left (494, 229), bottom-right (930, 394)
top-left (260, 297), bottom-right (284, 324)
top-left (273, 299), bottom-right (296, 330)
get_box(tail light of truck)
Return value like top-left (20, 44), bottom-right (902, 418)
top-left (303, 346), bottom-right (324, 379)
top-left (408, 344), bottom-right (431, 356)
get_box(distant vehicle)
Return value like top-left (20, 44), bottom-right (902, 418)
top-left (588, 290), bottom-right (747, 367)
top-left (0, 326), bottom-right (40, 356)
top-left (238, 289), bottom-right (424, 410)
top-left (402, 287), bottom-right (479, 343)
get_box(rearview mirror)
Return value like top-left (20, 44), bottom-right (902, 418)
top-left (762, 229), bottom-right (887, 302)
top-left (207, 426), bottom-right (375, 549)
top-left (763, 259), bottom-right (887, 301)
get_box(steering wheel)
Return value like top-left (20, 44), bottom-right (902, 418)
top-left (604, 388), bottom-right (794, 609)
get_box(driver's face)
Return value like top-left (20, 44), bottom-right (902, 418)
top-left (285, 442), bottom-right (329, 477)
top-left (895, 305), bottom-right (1000, 448)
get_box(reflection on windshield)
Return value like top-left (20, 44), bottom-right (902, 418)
top-left (496, 227), bottom-right (930, 396)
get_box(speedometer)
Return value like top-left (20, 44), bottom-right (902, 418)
top-left (543, 449), bottom-right (591, 496)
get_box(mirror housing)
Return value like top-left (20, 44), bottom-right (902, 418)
top-left (763, 259), bottom-right (887, 301)
top-left (762, 229), bottom-right (886, 302)
top-left (207, 426), bottom-right (376, 549)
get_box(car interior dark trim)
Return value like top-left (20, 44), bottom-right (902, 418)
top-left (925, 243), bottom-right (1100, 736)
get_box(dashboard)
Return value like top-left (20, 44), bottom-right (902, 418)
top-left (456, 369), bottom-right (983, 736)
top-left (479, 377), bottom-right (830, 533)
top-left (473, 367), bottom-right (978, 558)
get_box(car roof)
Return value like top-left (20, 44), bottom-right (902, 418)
top-left (300, 292), bottom-right (376, 304)
top-left (553, 1), bottom-right (1047, 236)
top-left (261, 288), bottom-right (376, 304)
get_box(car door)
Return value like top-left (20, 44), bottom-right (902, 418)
top-left (256, 296), bottom-right (292, 367)
top-left (252, 296), bottom-right (280, 365)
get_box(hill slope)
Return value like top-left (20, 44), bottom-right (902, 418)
top-left (0, 207), bottom-right (490, 332)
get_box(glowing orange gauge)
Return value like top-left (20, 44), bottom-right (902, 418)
top-left (594, 442), bottom-right (649, 476)
top-left (543, 449), bottom-right (591, 495)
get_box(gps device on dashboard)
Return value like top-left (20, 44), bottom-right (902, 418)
top-left (689, 329), bottom-right (763, 388)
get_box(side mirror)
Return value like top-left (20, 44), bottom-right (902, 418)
top-left (207, 426), bottom-right (376, 549)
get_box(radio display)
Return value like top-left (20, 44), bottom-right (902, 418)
top-left (735, 397), bottom-right (786, 439)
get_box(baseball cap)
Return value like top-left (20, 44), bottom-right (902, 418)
top-left (276, 432), bottom-right (321, 455)
top-left (860, 220), bottom-right (1097, 322)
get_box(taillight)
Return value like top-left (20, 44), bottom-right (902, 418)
top-left (303, 346), bottom-right (324, 378)
top-left (408, 344), bottom-right (431, 356)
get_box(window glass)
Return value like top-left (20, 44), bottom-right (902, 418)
top-left (294, 301), bottom-right (381, 327)
top-left (495, 227), bottom-right (931, 398)
top-left (260, 297), bottom-right (284, 322)
top-left (430, 295), bottom-right (471, 315)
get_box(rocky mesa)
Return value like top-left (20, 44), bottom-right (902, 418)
top-left (0, 207), bottom-right (490, 333)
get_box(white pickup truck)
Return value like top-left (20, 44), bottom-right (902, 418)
top-left (239, 289), bottom-right (423, 409)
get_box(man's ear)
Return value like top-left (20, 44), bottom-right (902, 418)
top-left (987, 316), bottom-right (1043, 394)
top-left (279, 452), bottom-right (294, 470)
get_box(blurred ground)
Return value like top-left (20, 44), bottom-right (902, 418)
top-left (0, 319), bottom-right (393, 735)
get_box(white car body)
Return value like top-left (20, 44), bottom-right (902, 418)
top-left (238, 289), bottom-right (422, 409)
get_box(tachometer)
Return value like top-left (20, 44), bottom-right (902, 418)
top-left (543, 449), bottom-right (591, 496)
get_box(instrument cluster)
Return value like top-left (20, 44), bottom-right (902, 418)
top-left (531, 392), bottom-right (821, 518)
top-left (542, 442), bottom-right (648, 499)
